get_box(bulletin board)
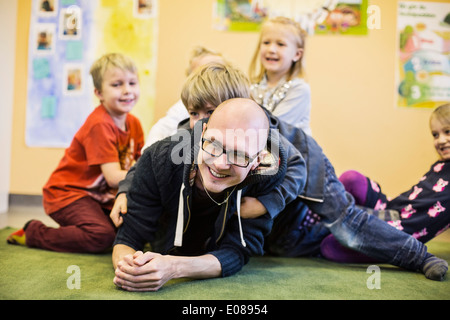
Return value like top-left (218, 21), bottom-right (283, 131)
top-left (26, 0), bottom-right (158, 147)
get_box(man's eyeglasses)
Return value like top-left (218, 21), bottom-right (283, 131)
top-left (201, 137), bottom-right (258, 168)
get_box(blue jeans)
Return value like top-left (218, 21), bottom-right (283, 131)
top-left (268, 156), bottom-right (428, 271)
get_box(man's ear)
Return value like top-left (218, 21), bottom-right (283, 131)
top-left (250, 150), bottom-right (268, 171)
top-left (250, 161), bottom-right (260, 171)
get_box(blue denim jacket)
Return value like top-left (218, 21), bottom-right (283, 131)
top-left (263, 109), bottom-right (430, 271)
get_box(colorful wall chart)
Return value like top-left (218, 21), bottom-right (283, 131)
top-left (26, 0), bottom-right (158, 147)
top-left (314, 0), bottom-right (368, 35)
top-left (397, 1), bottom-right (450, 109)
top-left (213, 0), bottom-right (368, 35)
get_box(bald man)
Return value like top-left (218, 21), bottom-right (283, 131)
top-left (112, 98), bottom-right (306, 291)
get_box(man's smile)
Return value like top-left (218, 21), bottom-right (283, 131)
top-left (208, 166), bottom-right (229, 179)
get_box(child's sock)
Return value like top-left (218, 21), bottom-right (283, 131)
top-left (421, 254), bottom-right (448, 281)
top-left (6, 220), bottom-right (33, 246)
top-left (6, 228), bottom-right (26, 245)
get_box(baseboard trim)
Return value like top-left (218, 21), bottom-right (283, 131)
top-left (9, 194), bottom-right (43, 206)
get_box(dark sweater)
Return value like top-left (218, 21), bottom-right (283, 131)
top-left (114, 121), bottom-right (306, 277)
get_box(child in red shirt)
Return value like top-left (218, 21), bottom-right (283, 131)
top-left (7, 53), bottom-right (144, 253)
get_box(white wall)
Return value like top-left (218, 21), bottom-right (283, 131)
top-left (0, 1), bottom-right (18, 213)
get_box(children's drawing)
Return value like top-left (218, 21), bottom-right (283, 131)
top-left (63, 64), bottom-right (84, 96)
top-left (59, 7), bottom-right (82, 40)
top-left (213, 0), bottom-right (368, 35)
top-left (34, 23), bottom-right (56, 55)
top-left (37, 0), bottom-right (58, 17)
top-left (134, 0), bottom-right (157, 19)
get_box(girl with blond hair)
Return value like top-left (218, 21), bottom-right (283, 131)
top-left (249, 17), bottom-right (312, 135)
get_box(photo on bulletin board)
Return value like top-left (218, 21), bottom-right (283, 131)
top-left (63, 64), bottom-right (84, 96)
top-left (33, 23), bottom-right (56, 55)
top-left (396, 1), bottom-right (450, 109)
top-left (59, 7), bottom-right (82, 40)
top-left (37, 0), bottom-right (58, 17)
top-left (134, 0), bottom-right (157, 19)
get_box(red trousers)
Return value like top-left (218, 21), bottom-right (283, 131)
top-left (26, 196), bottom-right (116, 253)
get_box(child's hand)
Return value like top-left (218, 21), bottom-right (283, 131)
top-left (110, 193), bottom-right (128, 227)
top-left (239, 197), bottom-right (267, 219)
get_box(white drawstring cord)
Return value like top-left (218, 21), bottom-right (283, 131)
top-left (174, 184), bottom-right (185, 247)
top-left (175, 184), bottom-right (247, 248)
top-left (236, 189), bottom-right (247, 247)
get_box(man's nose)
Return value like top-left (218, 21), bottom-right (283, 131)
top-left (213, 153), bottom-right (231, 168)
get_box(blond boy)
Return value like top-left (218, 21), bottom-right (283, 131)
top-left (7, 53), bottom-right (144, 253)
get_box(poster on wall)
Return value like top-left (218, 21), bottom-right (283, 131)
top-left (314, 0), bottom-right (368, 35)
top-left (212, 0), bottom-right (368, 35)
top-left (397, 1), bottom-right (450, 109)
top-left (26, 0), bottom-right (158, 147)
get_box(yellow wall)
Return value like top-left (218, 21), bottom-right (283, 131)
top-left (10, 0), bottom-right (443, 197)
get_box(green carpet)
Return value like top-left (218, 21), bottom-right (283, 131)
top-left (1, 227), bottom-right (449, 300)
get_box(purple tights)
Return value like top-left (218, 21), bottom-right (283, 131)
top-left (320, 170), bottom-right (376, 263)
top-left (338, 170), bottom-right (368, 205)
